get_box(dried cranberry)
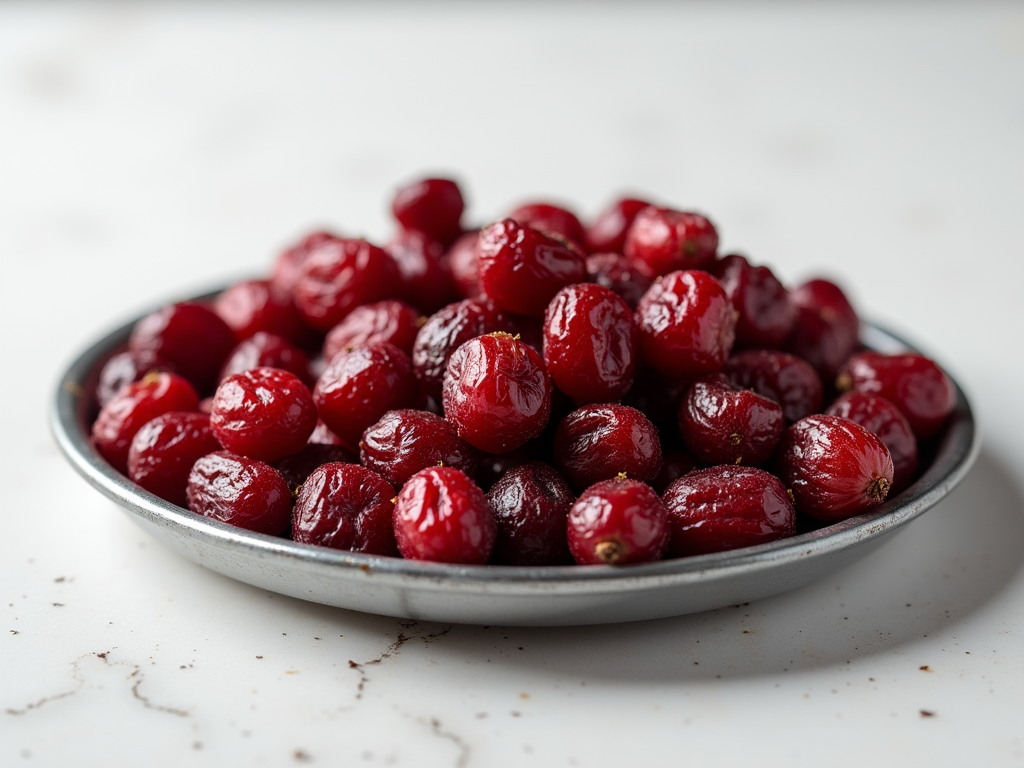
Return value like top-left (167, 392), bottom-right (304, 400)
top-left (391, 177), bottom-right (465, 247)
top-left (292, 463), bottom-right (398, 555)
top-left (507, 202), bottom-right (587, 251)
top-left (709, 254), bottom-right (796, 349)
top-left (585, 197), bottom-right (652, 255)
top-left (213, 279), bottom-right (312, 347)
top-left (584, 252), bottom-right (654, 309)
top-left (445, 231), bottom-right (484, 299)
top-left (323, 300), bottom-right (422, 360)
top-left (219, 332), bottom-right (312, 386)
top-left (487, 461), bottom-right (574, 566)
top-left (722, 349), bottom-right (823, 423)
top-left (359, 409), bottom-right (478, 488)
top-left (274, 442), bottom-right (357, 494)
top-left (567, 478), bottom-right (668, 565)
top-left (127, 411), bottom-right (220, 507)
top-left (663, 466), bottom-right (795, 556)
top-left (826, 392), bottom-right (919, 491)
top-left (624, 206), bottom-right (718, 277)
top-left (393, 466), bottom-right (496, 564)
top-left (270, 230), bottom-right (341, 297)
top-left (384, 229), bottom-right (456, 314)
top-left (186, 451), bottom-right (291, 535)
top-left (784, 278), bottom-right (860, 381)
top-left (553, 404), bottom-right (662, 492)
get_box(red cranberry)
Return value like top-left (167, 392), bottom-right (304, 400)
top-left (292, 463), bottom-right (398, 556)
top-left (359, 409), bottom-right (478, 488)
top-left (391, 177), bottom-right (465, 247)
top-left (127, 412), bottom-right (220, 507)
top-left (274, 442), bottom-right (357, 494)
top-left (445, 231), bottom-right (484, 299)
top-left (129, 302), bottom-right (236, 395)
top-left (393, 466), bottom-right (496, 564)
top-left (784, 278), bottom-right (860, 381)
top-left (553, 404), bottom-right (662, 492)
top-left (92, 371), bottom-right (200, 473)
top-left (777, 414), bottom-right (894, 522)
top-left (585, 251), bottom-right (654, 309)
top-left (384, 229), bottom-right (456, 314)
top-left (507, 202), bottom-right (587, 251)
top-left (624, 206), bottom-right (718, 277)
top-left (487, 461), bottom-right (574, 566)
top-left (293, 237), bottom-right (400, 332)
top-left (567, 478), bottom-right (668, 565)
top-left (542, 283), bottom-right (636, 404)
top-left (323, 300), bottom-right (422, 359)
top-left (722, 349), bottom-right (823, 424)
top-left (678, 374), bottom-right (784, 467)
top-left (826, 392), bottom-right (919, 491)
top-left (219, 332), bottom-right (312, 386)
top-left (442, 333), bottom-right (552, 454)
top-left (477, 219), bottom-right (587, 318)
top-left (836, 351), bottom-right (956, 440)
top-left (186, 451), bottom-right (292, 535)
top-left (634, 270), bottom-right (736, 379)
top-left (213, 279), bottom-right (312, 347)
top-left (270, 230), bottom-right (341, 297)
top-left (313, 342), bottom-right (417, 447)
top-left (709, 254), bottom-right (796, 349)
top-left (663, 466), bottom-right (795, 556)
top-left (585, 197), bottom-right (652, 255)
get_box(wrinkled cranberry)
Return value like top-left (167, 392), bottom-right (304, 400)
top-left (624, 206), bottom-right (718, 277)
top-left (274, 442), bottom-right (357, 494)
top-left (360, 409), bottom-right (478, 488)
top-left (553, 404), bottom-right (662, 492)
top-left (391, 177), bottom-right (465, 247)
top-left (270, 230), bottom-right (341, 297)
top-left (445, 231), bottom-right (484, 299)
top-left (127, 411), bottom-right (220, 507)
top-left (218, 332), bottom-right (312, 386)
top-left (487, 461), bottom-right (574, 566)
top-left (722, 349), bottom-right (823, 424)
top-left (384, 229), bottom-right (456, 314)
top-left (585, 197), bottom-right (652, 255)
top-left (323, 300), bottom-right (422, 360)
top-left (567, 478), bottom-right (668, 565)
top-left (710, 254), bottom-right (796, 349)
top-left (213, 279), bottom-right (312, 347)
top-left (785, 278), bottom-right (860, 381)
top-left (507, 202), bottom-right (587, 251)
top-left (585, 252), bottom-right (654, 309)
top-left (186, 451), bottom-right (292, 535)
top-left (826, 391), bottom-right (919, 491)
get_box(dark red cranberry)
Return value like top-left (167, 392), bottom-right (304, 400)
top-left (384, 229), bottom-right (456, 314)
top-left (292, 237), bottom-right (400, 332)
top-left (313, 342), bottom-right (418, 447)
top-left (585, 251), bottom-right (654, 309)
top-left (585, 197), bottom-right (652, 255)
top-left (722, 349), bottom-right (823, 424)
top-left (218, 332), bottom-right (312, 386)
top-left (826, 392), bottom-right (919, 491)
top-left (213, 279), bottom-right (312, 347)
top-left (292, 463), bottom-right (398, 556)
top-left (411, 298), bottom-right (512, 401)
top-left (270, 230), bottom-right (341, 297)
top-left (784, 278), bottom-right (860, 381)
top-left (553, 404), bottom-right (662, 492)
top-left (445, 231), bottom-right (484, 299)
top-left (649, 448), bottom-right (697, 494)
top-left (678, 374), bottom-right (784, 467)
top-left (359, 409), bottom-right (478, 488)
top-left (634, 270), bottom-right (736, 379)
top-left (391, 177), bottom-right (465, 247)
top-left (663, 466), bottom-right (795, 556)
top-left (393, 466), bottom-right (496, 564)
top-left (487, 461), bottom-right (574, 566)
top-left (542, 283), bottom-right (636, 404)
top-left (507, 202), bottom-right (587, 251)
top-left (623, 206), bottom-right (718, 277)
top-left (274, 442), bottom-right (357, 494)
top-left (477, 219), bottom-right (587, 318)
top-left (709, 254), bottom-right (796, 349)
top-left (186, 451), bottom-right (291, 535)
top-left (777, 414), bottom-right (894, 522)
top-left (836, 351), bottom-right (956, 440)
top-left (129, 302), bottom-right (236, 395)
top-left (96, 351), bottom-right (149, 408)
top-left (442, 333), bottom-right (552, 454)
top-left (210, 367), bottom-right (317, 462)
top-left (323, 300), bottom-right (422, 359)
top-left (92, 371), bottom-right (200, 473)
top-left (127, 412), bottom-right (220, 507)
top-left (567, 478), bottom-right (668, 565)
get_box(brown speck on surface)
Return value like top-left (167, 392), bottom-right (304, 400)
top-left (293, 749), bottom-right (312, 762)
top-left (359, 563), bottom-right (371, 574)
top-left (52, 603), bottom-right (64, 608)
top-left (9, 630), bottom-right (18, 635)
top-left (429, 717), bottom-right (470, 768)
top-left (256, 656), bottom-right (263, 660)
top-left (511, 711), bottom-right (521, 717)
top-left (519, 692), bottom-right (530, 700)
top-left (920, 710), bottom-right (936, 718)
top-left (742, 630), bottom-right (750, 634)
top-left (518, 647), bottom-right (523, 651)
top-left (54, 577), bottom-right (65, 583)
top-left (314, 637), bottom-right (321, 641)
top-left (920, 665), bottom-right (931, 672)
top-left (62, 380), bottom-right (85, 398)
top-left (193, 742), bottom-right (202, 750)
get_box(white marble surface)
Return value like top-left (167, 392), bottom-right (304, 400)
top-left (2, 2), bottom-right (1023, 766)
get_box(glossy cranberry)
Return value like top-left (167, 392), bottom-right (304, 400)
top-left (663, 466), bottom-right (795, 556)
top-left (313, 342), bottom-right (417, 447)
top-left (270, 230), bottom-right (342, 297)
top-left (678, 374), bottom-right (784, 467)
top-left (411, 298), bottom-right (513, 401)
top-left (649, 448), bottom-right (697, 493)
top-left (274, 442), bottom-right (357, 494)
top-left (323, 300), bottom-right (422, 359)
top-left (777, 414), bottom-right (895, 522)
top-left (542, 283), bottom-right (636, 404)
top-left (391, 177), bottom-right (465, 246)
top-left (826, 392), bottom-right (919, 491)
top-left (96, 350), bottom-right (150, 408)
top-left (445, 231), bottom-right (484, 299)
top-left (709, 254), bottom-right (796, 349)
top-left (213, 279), bottom-right (312, 347)
top-left (477, 219), bottom-right (588, 318)
top-left (507, 202), bottom-right (587, 251)
top-left (585, 197), bottom-right (652, 255)
top-left (186, 451), bottom-right (291, 535)
top-left (585, 252), bottom-right (654, 309)
top-left (127, 412), bottom-right (220, 507)
top-left (292, 237), bottom-right (400, 332)
top-left (442, 332), bottom-right (552, 454)
top-left (836, 351), bottom-right (956, 440)
top-left (384, 229), bottom-right (456, 314)
top-left (219, 332), bottom-right (312, 386)
top-left (393, 466), bottom-right (496, 564)
top-left (129, 302), bottom-right (236, 395)
top-left (634, 270), bottom-right (736, 379)
top-left (292, 463), bottom-right (398, 555)
top-left (624, 205), bottom-right (718, 277)
top-left (553, 404), bottom-right (662, 492)
top-left (722, 349), bottom-right (823, 423)
top-left (785, 278), bottom-right (860, 381)
top-left (92, 371), bottom-right (200, 473)
top-left (210, 367), bottom-right (317, 462)
top-left (567, 477), bottom-right (668, 565)
top-left (360, 409), bottom-right (478, 488)
top-left (487, 461), bottom-right (574, 565)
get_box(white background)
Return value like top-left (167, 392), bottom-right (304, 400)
top-left (2, 2), bottom-right (1023, 766)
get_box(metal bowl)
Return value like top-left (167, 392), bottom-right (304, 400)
top-left (51, 290), bottom-right (978, 626)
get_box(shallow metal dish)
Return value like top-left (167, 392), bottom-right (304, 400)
top-left (51, 289), bottom-right (978, 626)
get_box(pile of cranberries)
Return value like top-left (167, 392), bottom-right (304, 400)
top-left (90, 177), bottom-right (958, 567)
